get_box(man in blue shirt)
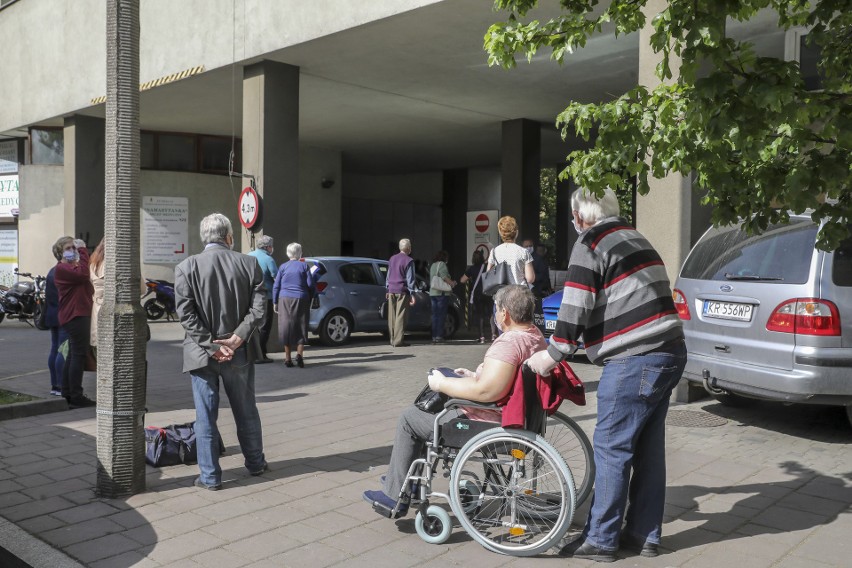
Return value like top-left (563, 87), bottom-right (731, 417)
top-left (248, 235), bottom-right (278, 363)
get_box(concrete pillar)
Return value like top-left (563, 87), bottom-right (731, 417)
top-left (442, 169), bottom-right (468, 277)
top-left (242, 61), bottom-right (299, 254)
top-left (501, 119), bottom-right (540, 241)
top-left (63, 115), bottom-right (105, 246)
top-left (638, 1), bottom-right (706, 403)
top-left (555, 164), bottom-right (577, 269)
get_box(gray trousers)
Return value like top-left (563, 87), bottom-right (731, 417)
top-left (383, 405), bottom-right (461, 499)
top-left (387, 293), bottom-right (410, 346)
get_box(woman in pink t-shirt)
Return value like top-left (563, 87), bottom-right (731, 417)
top-left (363, 285), bottom-right (545, 517)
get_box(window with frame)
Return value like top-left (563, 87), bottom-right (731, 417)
top-left (140, 131), bottom-right (240, 174)
top-left (339, 263), bottom-right (378, 286)
top-left (30, 128), bottom-right (64, 165)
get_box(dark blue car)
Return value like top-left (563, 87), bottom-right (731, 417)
top-left (535, 289), bottom-right (584, 351)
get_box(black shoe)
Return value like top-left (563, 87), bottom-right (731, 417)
top-left (558, 540), bottom-right (616, 563)
top-left (284, 359), bottom-right (294, 368)
top-left (249, 462), bottom-right (269, 476)
top-left (295, 355), bottom-right (304, 368)
top-left (255, 357), bottom-right (273, 364)
top-left (68, 396), bottom-right (96, 409)
top-left (194, 477), bottom-right (222, 491)
top-left (392, 342), bottom-right (410, 347)
top-left (620, 534), bottom-right (659, 558)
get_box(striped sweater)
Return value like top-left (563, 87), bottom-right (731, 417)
top-left (547, 217), bottom-right (683, 365)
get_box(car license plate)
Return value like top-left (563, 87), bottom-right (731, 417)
top-left (545, 320), bottom-right (556, 330)
top-left (703, 300), bottom-right (753, 322)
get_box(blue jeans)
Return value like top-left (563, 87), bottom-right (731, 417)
top-left (49, 326), bottom-right (68, 390)
top-left (581, 341), bottom-right (687, 551)
top-left (430, 295), bottom-right (449, 339)
top-left (190, 349), bottom-right (266, 485)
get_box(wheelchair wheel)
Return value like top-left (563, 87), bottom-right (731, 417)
top-left (542, 411), bottom-right (595, 508)
top-left (448, 428), bottom-right (575, 556)
top-left (415, 505), bottom-right (453, 544)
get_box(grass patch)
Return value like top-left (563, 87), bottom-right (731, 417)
top-left (0, 389), bottom-right (38, 405)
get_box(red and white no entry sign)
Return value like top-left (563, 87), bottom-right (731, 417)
top-left (475, 213), bottom-right (490, 233)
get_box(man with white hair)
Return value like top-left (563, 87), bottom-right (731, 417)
top-left (175, 213), bottom-right (268, 490)
top-left (526, 187), bottom-right (686, 562)
top-left (248, 235), bottom-right (278, 363)
top-left (385, 238), bottom-right (416, 347)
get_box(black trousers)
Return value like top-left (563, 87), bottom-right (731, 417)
top-left (61, 316), bottom-right (90, 400)
top-left (258, 300), bottom-right (274, 356)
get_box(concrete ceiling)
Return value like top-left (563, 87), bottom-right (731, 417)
top-left (69, 1), bottom-right (784, 175)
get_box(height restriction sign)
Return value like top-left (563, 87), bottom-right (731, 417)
top-left (238, 186), bottom-right (263, 232)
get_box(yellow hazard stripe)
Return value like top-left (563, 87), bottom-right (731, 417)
top-left (90, 65), bottom-right (205, 105)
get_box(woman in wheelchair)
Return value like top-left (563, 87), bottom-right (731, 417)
top-left (363, 284), bottom-right (546, 516)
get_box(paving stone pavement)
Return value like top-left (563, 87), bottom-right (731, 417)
top-left (0, 319), bottom-right (850, 567)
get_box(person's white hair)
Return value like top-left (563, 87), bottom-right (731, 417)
top-left (571, 187), bottom-right (621, 225)
top-left (286, 242), bottom-right (302, 260)
top-left (200, 213), bottom-right (233, 245)
top-left (256, 235), bottom-right (274, 250)
top-left (399, 238), bottom-right (411, 252)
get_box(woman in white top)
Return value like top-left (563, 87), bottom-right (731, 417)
top-left (487, 215), bottom-right (535, 286)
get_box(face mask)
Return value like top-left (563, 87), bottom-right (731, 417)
top-left (573, 219), bottom-right (585, 234)
top-left (63, 250), bottom-right (78, 262)
top-left (525, 246), bottom-right (534, 254)
top-left (495, 308), bottom-right (505, 332)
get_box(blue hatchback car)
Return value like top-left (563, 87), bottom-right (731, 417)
top-left (534, 290), bottom-right (562, 338)
top-left (305, 257), bottom-right (463, 346)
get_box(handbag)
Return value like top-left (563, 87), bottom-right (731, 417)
top-left (430, 275), bottom-right (452, 293)
top-left (414, 384), bottom-right (449, 413)
top-left (144, 421), bottom-right (226, 467)
top-left (481, 261), bottom-right (511, 296)
top-left (84, 348), bottom-right (97, 372)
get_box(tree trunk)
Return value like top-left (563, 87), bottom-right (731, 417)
top-left (97, 0), bottom-right (147, 498)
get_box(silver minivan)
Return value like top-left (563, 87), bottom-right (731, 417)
top-left (673, 214), bottom-right (852, 425)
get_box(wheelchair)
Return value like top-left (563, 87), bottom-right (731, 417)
top-left (374, 370), bottom-right (595, 557)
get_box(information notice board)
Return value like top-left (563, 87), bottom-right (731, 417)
top-left (142, 196), bottom-right (188, 264)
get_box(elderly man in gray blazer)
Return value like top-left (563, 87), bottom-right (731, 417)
top-left (175, 213), bottom-right (268, 490)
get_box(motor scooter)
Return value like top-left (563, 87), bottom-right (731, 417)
top-left (141, 279), bottom-right (176, 321)
top-left (0, 268), bottom-right (46, 326)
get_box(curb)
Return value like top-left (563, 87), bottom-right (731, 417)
top-left (0, 397), bottom-right (68, 422)
top-left (0, 518), bottom-right (84, 568)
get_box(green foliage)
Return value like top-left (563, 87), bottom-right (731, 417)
top-left (486, 0), bottom-right (852, 250)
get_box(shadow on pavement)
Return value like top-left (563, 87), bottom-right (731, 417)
top-left (702, 401), bottom-right (852, 441)
top-left (665, 460), bottom-right (852, 554)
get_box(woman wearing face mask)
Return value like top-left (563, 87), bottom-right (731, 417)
top-left (53, 236), bottom-right (96, 408)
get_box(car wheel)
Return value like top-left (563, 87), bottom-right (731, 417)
top-left (711, 392), bottom-right (756, 407)
top-left (319, 309), bottom-right (352, 346)
top-left (443, 310), bottom-right (458, 339)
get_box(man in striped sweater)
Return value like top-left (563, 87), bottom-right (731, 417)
top-left (527, 187), bottom-right (686, 562)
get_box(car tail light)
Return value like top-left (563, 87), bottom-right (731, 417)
top-left (672, 289), bottom-right (690, 320)
top-left (766, 298), bottom-right (841, 336)
top-left (315, 282), bottom-right (328, 293)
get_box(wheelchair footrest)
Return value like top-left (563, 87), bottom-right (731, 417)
top-left (371, 500), bottom-right (408, 519)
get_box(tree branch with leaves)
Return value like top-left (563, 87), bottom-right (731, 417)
top-left (485, 0), bottom-right (851, 250)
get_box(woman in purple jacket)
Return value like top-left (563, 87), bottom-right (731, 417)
top-left (272, 242), bottom-right (315, 368)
